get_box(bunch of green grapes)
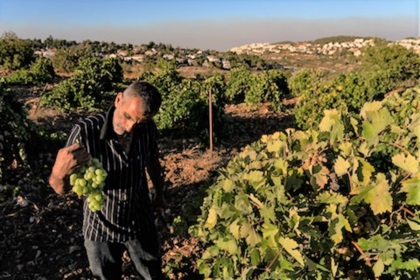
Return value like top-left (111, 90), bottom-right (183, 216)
top-left (69, 158), bottom-right (108, 212)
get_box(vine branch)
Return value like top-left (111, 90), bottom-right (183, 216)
top-left (351, 240), bottom-right (372, 267)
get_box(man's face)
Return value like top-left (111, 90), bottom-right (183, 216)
top-left (112, 93), bottom-right (146, 135)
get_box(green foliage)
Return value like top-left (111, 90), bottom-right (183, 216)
top-left (141, 60), bottom-right (227, 137)
top-left (291, 43), bottom-right (420, 130)
top-left (41, 57), bottom-right (123, 111)
top-left (226, 66), bottom-right (288, 111)
top-left (192, 87), bottom-right (420, 279)
top-left (0, 32), bottom-right (34, 70)
top-left (5, 57), bottom-right (55, 85)
top-left (30, 57), bottom-right (55, 83)
top-left (288, 68), bottom-right (330, 98)
top-left (312, 36), bottom-right (375, 44)
top-left (246, 70), bottom-right (289, 111)
top-left (361, 40), bottom-right (420, 83)
top-left (225, 65), bottom-right (253, 104)
top-left (51, 43), bottom-right (94, 73)
top-left (0, 81), bottom-right (33, 182)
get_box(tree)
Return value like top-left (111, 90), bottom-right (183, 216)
top-left (0, 32), bottom-right (34, 70)
top-left (361, 40), bottom-right (420, 85)
top-left (51, 43), bottom-right (94, 73)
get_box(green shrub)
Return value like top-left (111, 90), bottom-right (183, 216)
top-left (192, 87), bottom-right (420, 279)
top-left (0, 81), bottom-right (33, 182)
top-left (5, 57), bottom-right (55, 85)
top-left (141, 61), bottom-right (226, 138)
top-left (0, 32), bottom-right (34, 70)
top-left (41, 57), bottom-right (123, 111)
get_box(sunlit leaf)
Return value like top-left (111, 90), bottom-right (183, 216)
top-left (392, 153), bottom-right (419, 174)
top-left (334, 156), bottom-right (351, 177)
top-left (362, 121), bottom-right (380, 146)
top-left (361, 106), bottom-right (393, 146)
top-left (226, 239), bottom-right (238, 255)
top-left (222, 179), bottom-right (235, 192)
top-left (317, 191), bottom-right (348, 205)
top-left (248, 193), bottom-right (264, 209)
top-left (267, 140), bottom-right (283, 154)
top-left (331, 257), bottom-right (338, 277)
top-left (329, 214), bottom-right (351, 245)
top-left (240, 222), bottom-right (252, 239)
top-left (310, 164), bottom-right (329, 190)
top-left (400, 177), bottom-right (420, 205)
top-left (229, 220), bottom-right (241, 239)
top-left (338, 141), bottom-right (353, 157)
top-left (351, 174), bottom-right (392, 214)
top-left (262, 223), bottom-right (279, 239)
top-left (246, 229), bottom-right (262, 247)
top-left (319, 109), bottom-right (344, 144)
top-left (369, 174), bottom-right (393, 215)
top-left (244, 170), bottom-right (264, 187)
top-left (279, 237), bottom-right (304, 266)
top-left (205, 206), bottom-right (218, 230)
top-left (373, 259), bottom-right (385, 277)
top-left (407, 219), bottom-right (420, 231)
top-left (360, 101), bottom-right (383, 120)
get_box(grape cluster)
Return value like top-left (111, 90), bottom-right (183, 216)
top-left (69, 158), bottom-right (108, 212)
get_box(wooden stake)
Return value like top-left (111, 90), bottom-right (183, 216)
top-left (208, 88), bottom-right (213, 154)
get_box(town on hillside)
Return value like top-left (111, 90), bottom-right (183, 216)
top-left (33, 37), bottom-right (420, 72)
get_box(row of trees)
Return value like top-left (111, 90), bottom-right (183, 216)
top-left (0, 32), bottom-right (281, 74)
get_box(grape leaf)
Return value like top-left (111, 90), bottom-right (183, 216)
top-left (360, 101), bottom-right (383, 120)
top-left (229, 220), bottom-right (241, 239)
top-left (329, 214), bottom-right (351, 245)
top-left (246, 229), bottom-right (262, 247)
top-left (351, 174), bottom-right (392, 214)
top-left (319, 109), bottom-right (344, 144)
top-left (244, 170), bottom-right (264, 186)
top-left (226, 239), bottom-right (238, 255)
top-left (317, 191), bottom-right (348, 205)
top-left (392, 153), bottom-right (419, 174)
top-left (205, 206), bottom-right (218, 229)
top-left (248, 193), bottom-right (264, 209)
top-left (400, 177), bottom-right (420, 205)
top-left (267, 140), bottom-right (283, 154)
top-left (279, 237), bottom-right (305, 266)
top-left (334, 156), bottom-right (351, 177)
top-left (369, 174), bottom-right (393, 215)
top-left (240, 222), bottom-right (252, 239)
top-left (222, 179), bottom-right (235, 192)
top-left (361, 107), bottom-right (393, 146)
top-left (407, 219), bottom-right (420, 231)
top-left (310, 164), bottom-right (329, 190)
top-left (373, 259), bottom-right (385, 277)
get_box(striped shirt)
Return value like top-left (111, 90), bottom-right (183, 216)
top-left (66, 105), bottom-right (158, 242)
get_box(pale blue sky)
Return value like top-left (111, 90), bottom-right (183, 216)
top-left (0, 0), bottom-right (418, 51)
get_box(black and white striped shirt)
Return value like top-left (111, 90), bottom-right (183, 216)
top-left (66, 106), bottom-right (158, 242)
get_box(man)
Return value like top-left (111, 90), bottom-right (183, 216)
top-left (49, 81), bottom-right (166, 280)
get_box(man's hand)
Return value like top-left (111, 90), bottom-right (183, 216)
top-left (49, 143), bottom-right (90, 195)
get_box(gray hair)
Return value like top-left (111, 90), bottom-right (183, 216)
top-left (123, 81), bottom-right (162, 119)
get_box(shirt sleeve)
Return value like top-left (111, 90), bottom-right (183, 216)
top-left (65, 124), bottom-right (82, 147)
top-left (148, 121), bottom-right (160, 161)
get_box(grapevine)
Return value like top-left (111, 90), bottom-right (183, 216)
top-left (69, 158), bottom-right (107, 212)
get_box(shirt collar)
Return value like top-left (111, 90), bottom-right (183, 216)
top-left (100, 105), bottom-right (115, 140)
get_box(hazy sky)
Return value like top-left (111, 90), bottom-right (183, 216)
top-left (0, 0), bottom-right (418, 51)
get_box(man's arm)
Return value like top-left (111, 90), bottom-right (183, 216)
top-left (147, 155), bottom-right (165, 210)
top-left (49, 143), bottom-right (90, 195)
